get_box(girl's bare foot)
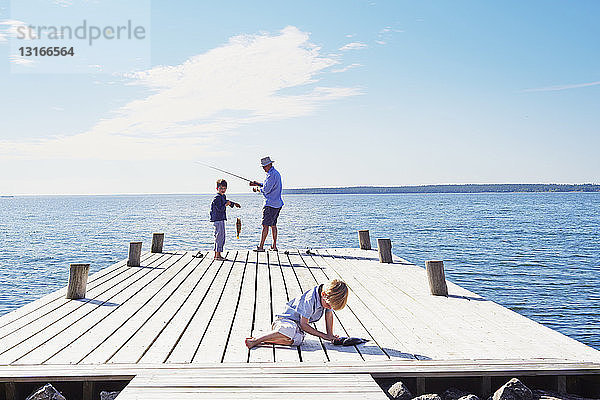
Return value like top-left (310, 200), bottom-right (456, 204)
top-left (245, 337), bottom-right (258, 349)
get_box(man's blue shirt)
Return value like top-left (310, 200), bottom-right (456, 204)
top-left (260, 166), bottom-right (284, 208)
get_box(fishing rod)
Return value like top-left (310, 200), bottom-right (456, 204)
top-left (195, 161), bottom-right (261, 185)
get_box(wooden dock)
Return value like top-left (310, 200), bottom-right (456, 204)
top-left (1, 247), bottom-right (599, 399)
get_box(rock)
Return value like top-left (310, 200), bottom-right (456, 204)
top-left (492, 378), bottom-right (533, 400)
top-left (459, 395), bottom-right (481, 400)
top-left (532, 389), bottom-right (595, 400)
top-left (25, 384), bottom-right (66, 400)
top-left (388, 381), bottom-right (413, 400)
top-left (443, 388), bottom-right (469, 400)
top-left (100, 391), bottom-right (121, 400)
top-left (413, 395), bottom-right (442, 400)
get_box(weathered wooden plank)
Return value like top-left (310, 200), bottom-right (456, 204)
top-left (345, 248), bottom-right (600, 362)
top-left (136, 252), bottom-right (220, 364)
top-left (117, 371), bottom-right (388, 400)
top-left (101, 253), bottom-right (212, 364)
top-left (340, 249), bottom-right (542, 359)
top-left (192, 251), bottom-right (248, 363)
top-left (166, 253), bottom-right (235, 363)
top-left (2, 246), bottom-right (600, 374)
top-left (327, 248), bottom-right (489, 359)
top-left (315, 249), bottom-right (444, 360)
top-left (0, 253), bottom-right (180, 365)
top-left (2, 358), bottom-right (600, 381)
top-left (11, 253), bottom-right (188, 365)
top-left (47, 253), bottom-right (198, 365)
top-left (0, 252), bottom-right (156, 339)
top-left (248, 250), bottom-right (275, 362)
top-left (222, 251), bottom-right (255, 363)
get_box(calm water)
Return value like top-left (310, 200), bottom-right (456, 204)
top-left (0, 193), bottom-right (599, 349)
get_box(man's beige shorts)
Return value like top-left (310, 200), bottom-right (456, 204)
top-left (272, 318), bottom-right (305, 346)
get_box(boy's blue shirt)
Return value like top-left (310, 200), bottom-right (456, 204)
top-left (276, 284), bottom-right (331, 324)
top-left (210, 193), bottom-right (228, 222)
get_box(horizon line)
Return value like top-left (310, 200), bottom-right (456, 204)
top-left (3, 182), bottom-right (599, 197)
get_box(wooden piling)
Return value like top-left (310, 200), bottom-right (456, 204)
top-left (128, 241), bottom-right (142, 267)
top-left (358, 230), bottom-right (371, 250)
top-left (5, 382), bottom-right (16, 400)
top-left (66, 263), bottom-right (90, 300)
top-left (426, 260), bottom-right (448, 296)
top-left (377, 238), bottom-right (392, 263)
top-left (481, 376), bottom-right (492, 398)
top-left (83, 381), bottom-right (95, 400)
top-left (416, 377), bottom-right (426, 395)
top-left (151, 233), bottom-right (164, 253)
top-left (557, 376), bottom-right (567, 393)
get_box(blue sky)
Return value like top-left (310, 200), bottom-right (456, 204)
top-left (1, 0), bottom-right (599, 195)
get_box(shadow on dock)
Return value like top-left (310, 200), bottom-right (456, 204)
top-left (74, 299), bottom-right (119, 307)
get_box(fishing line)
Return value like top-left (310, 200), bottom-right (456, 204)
top-left (195, 161), bottom-right (255, 183)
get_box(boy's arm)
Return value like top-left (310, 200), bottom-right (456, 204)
top-left (299, 316), bottom-right (337, 341)
top-left (324, 310), bottom-right (335, 337)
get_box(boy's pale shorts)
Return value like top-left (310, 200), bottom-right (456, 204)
top-left (272, 318), bottom-right (304, 346)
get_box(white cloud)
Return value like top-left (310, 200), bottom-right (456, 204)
top-left (0, 20), bottom-right (37, 40)
top-left (2, 26), bottom-right (361, 161)
top-left (375, 40), bottom-right (386, 45)
top-left (339, 42), bottom-right (367, 51)
top-left (522, 81), bottom-right (600, 92)
top-left (9, 55), bottom-right (35, 66)
top-left (53, 0), bottom-right (74, 7)
top-left (332, 63), bottom-right (362, 73)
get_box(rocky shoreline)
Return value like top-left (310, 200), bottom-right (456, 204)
top-left (383, 378), bottom-right (598, 400)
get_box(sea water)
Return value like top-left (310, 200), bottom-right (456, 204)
top-left (0, 193), bottom-right (598, 349)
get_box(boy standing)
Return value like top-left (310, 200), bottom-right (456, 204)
top-left (210, 179), bottom-right (241, 261)
top-left (245, 279), bottom-right (348, 348)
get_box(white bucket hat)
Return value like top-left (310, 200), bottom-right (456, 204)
top-left (260, 156), bottom-right (274, 167)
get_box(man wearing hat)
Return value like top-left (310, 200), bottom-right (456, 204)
top-left (250, 156), bottom-right (284, 251)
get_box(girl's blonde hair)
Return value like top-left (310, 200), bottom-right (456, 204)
top-left (323, 279), bottom-right (349, 310)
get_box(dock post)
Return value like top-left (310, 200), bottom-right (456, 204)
top-left (557, 376), bottom-right (567, 393)
top-left (416, 377), bottom-right (426, 395)
top-left (66, 263), bottom-right (90, 300)
top-left (358, 230), bottom-right (371, 250)
top-left (426, 260), bottom-right (448, 296)
top-left (128, 241), bottom-right (142, 267)
top-left (5, 382), bottom-right (16, 400)
top-left (481, 376), bottom-right (492, 398)
top-left (151, 233), bottom-right (164, 253)
top-left (377, 238), bottom-right (392, 263)
top-left (83, 381), bottom-right (95, 400)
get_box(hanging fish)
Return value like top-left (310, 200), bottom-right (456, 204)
top-left (236, 217), bottom-right (242, 239)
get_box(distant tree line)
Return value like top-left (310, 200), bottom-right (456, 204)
top-left (283, 184), bottom-right (600, 195)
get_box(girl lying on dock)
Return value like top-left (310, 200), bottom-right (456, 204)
top-left (245, 279), bottom-right (349, 348)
